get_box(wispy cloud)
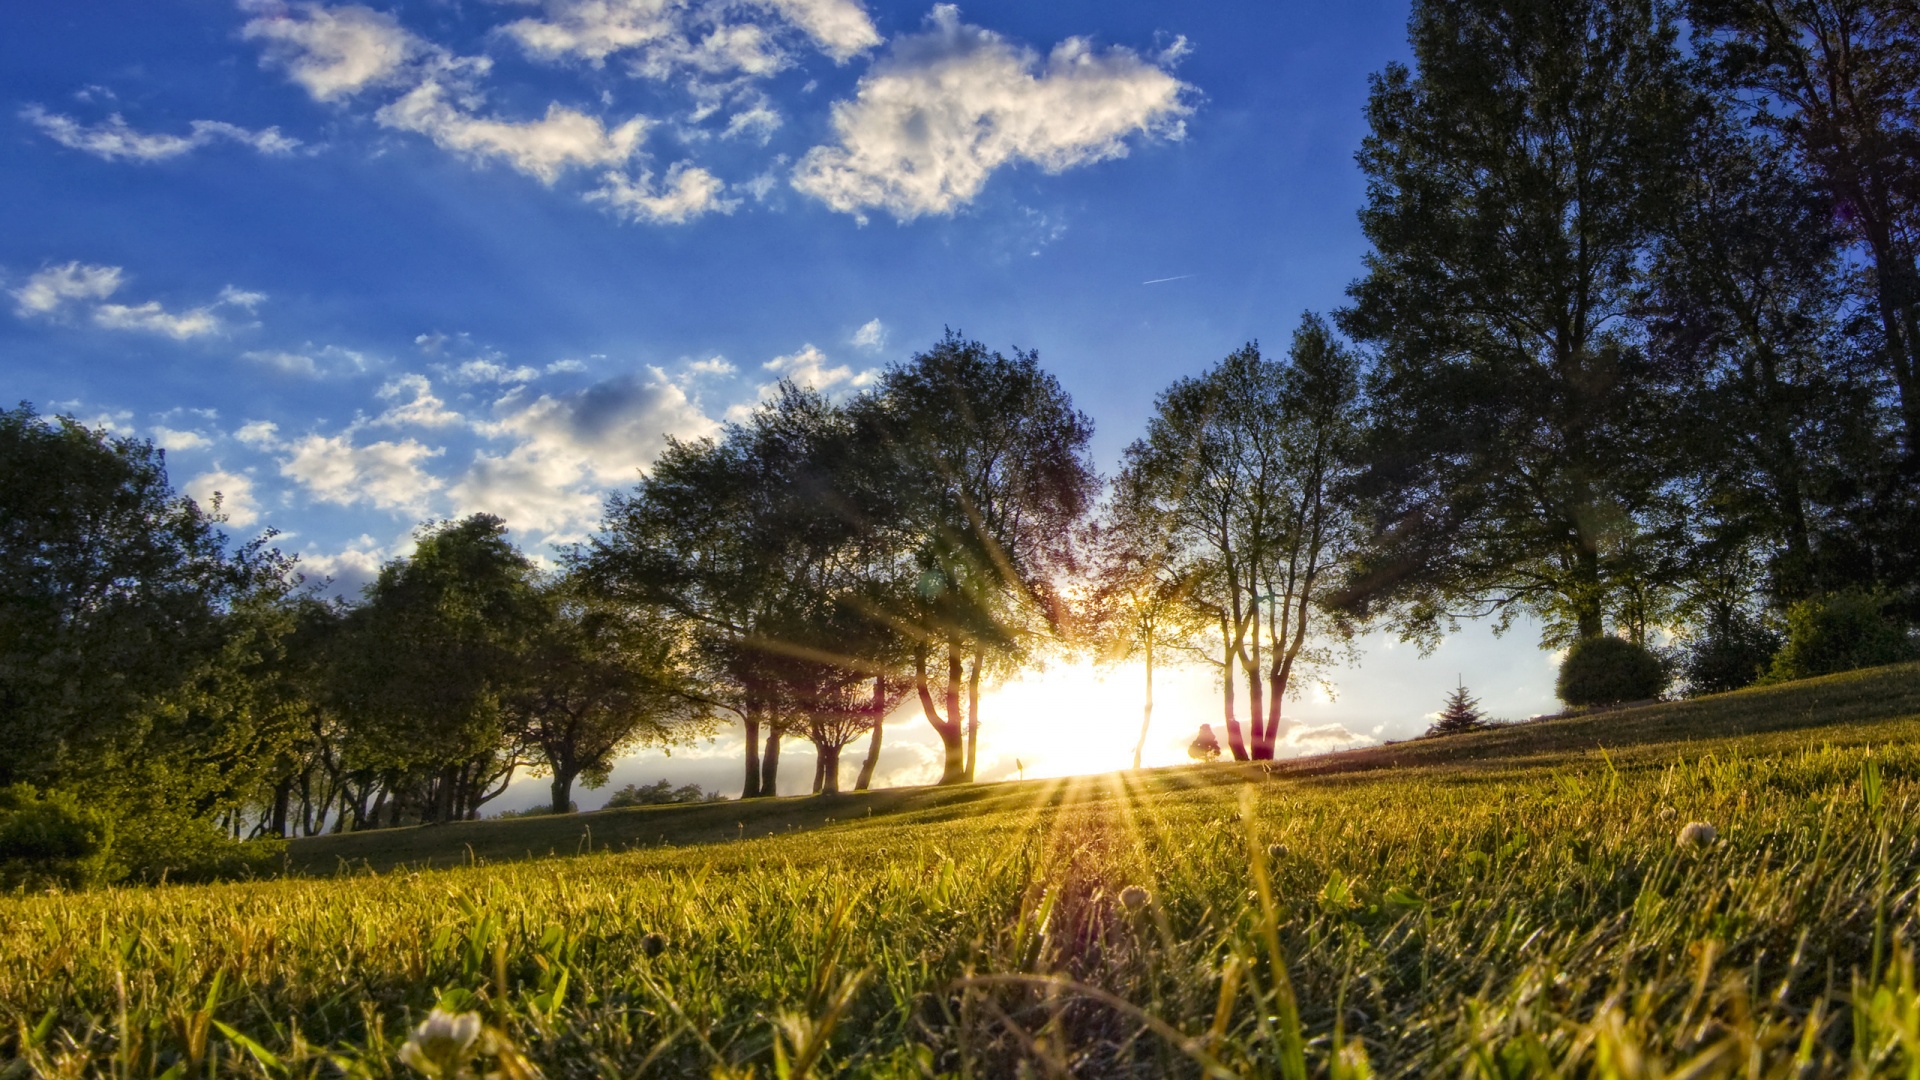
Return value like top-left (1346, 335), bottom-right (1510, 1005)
top-left (22, 105), bottom-right (301, 162)
top-left (12, 261), bottom-right (262, 339)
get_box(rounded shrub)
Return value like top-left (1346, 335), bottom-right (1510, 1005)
top-left (1556, 636), bottom-right (1668, 707)
top-left (1680, 607), bottom-right (1781, 696)
top-left (0, 784), bottom-right (117, 890)
top-left (1765, 590), bottom-right (1916, 683)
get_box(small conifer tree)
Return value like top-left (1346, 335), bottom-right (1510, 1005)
top-left (1426, 681), bottom-right (1488, 737)
top-left (1188, 723), bottom-right (1222, 762)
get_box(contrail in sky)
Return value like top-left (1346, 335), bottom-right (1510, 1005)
top-left (1142, 274), bottom-right (1194, 285)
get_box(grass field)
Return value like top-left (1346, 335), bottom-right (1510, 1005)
top-left (7, 664), bottom-right (1920, 1077)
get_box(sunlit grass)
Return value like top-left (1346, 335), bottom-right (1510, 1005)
top-left (6, 666), bottom-right (1920, 1076)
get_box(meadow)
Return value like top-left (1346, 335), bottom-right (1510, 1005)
top-left (7, 664), bottom-right (1920, 1078)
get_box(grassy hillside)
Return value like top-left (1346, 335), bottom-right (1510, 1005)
top-left (291, 660), bottom-right (1920, 874)
top-left (5, 663), bottom-right (1920, 1077)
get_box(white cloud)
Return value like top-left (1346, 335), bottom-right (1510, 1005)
top-left (15, 262), bottom-right (261, 339)
top-left (185, 469), bottom-right (261, 526)
top-left (449, 358), bottom-right (541, 384)
top-left (241, 1), bottom-right (432, 102)
top-left (792, 5), bottom-right (1191, 220)
top-left (279, 430), bottom-right (445, 511)
top-left (546, 358), bottom-right (589, 374)
top-left (457, 369), bottom-right (715, 535)
top-left (296, 534), bottom-right (387, 595)
top-left (93, 301), bottom-right (225, 340)
top-left (375, 79), bottom-right (648, 183)
top-left (374, 373), bottom-right (464, 428)
top-left (241, 343), bottom-right (370, 377)
top-left (500, 0), bottom-right (688, 67)
top-left (588, 161), bottom-right (737, 223)
top-left (243, 350), bottom-right (320, 377)
top-left (720, 100), bottom-right (782, 143)
top-left (851, 317), bottom-right (886, 350)
top-left (217, 285), bottom-right (270, 310)
top-left (235, 420), bottom-right (281, 446)
top-left (729, 343), bottom-right (873, 420)
top-left (749, 0), bottom-right (880, 62)
top-left (10, 262), bottom-right (123, 316)
top-left (764, 343), bottom-right (872, 391)
top-left (686, 355), bottom-right (736, 376)
top-left (152, 426), bottom-right (214, 452)
top-left (22, 105), bottom-right (301, 162)
top-left (499, 0), bottom-right (876, 73)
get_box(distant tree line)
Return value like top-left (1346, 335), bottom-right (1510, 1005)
top-left (4, 0), bottom-right (1919, 881)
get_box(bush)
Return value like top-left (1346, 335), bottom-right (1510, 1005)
top-left (0, 784), bottom-right (119, 890)
top-left (1681, 607), bottom-right (1782, 696)
top-left (601, 781), bottom-right (721, 809)
top-left (1765, 591), bottom-right (1916, 683)
top-left (1557, 636), bottom-right (1668, 707)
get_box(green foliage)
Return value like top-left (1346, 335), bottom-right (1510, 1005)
top-left (601, 780), bottom-right (720, 808)
top-left (1556, 635), bottom-right (1668, 706)
top-left (1765, 590), bottom-right (1917, 684)
top-left (4, 667), bottom-right (1920, 1075)
top-left (1424, 683), bottom-right (1487, 736)
top-left (1339, 0), bottom-right (1698, 646)
top-left (1679, 603), bottom-right (1782, 695)
top-left (0, 784), bottom-right (117, 890)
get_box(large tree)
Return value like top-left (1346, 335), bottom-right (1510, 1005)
top-left (582, 385), bottom-right (880, 798)
top-left (850, 334), bottom-right (1098, 784)
top-left (1689, 0), bottom-right (1920, 461)
top-left (511, 581), bottom-right (715, 815)
top-left (1338, 0), bottom-right (1698, 646)
top-left (1116, 317), bottom-right (1363, 763)
top-left (1644, 99), bottom-right (1882, 616)
top-left (332, 515), bottom-right (543, 823)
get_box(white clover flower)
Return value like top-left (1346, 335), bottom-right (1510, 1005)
top-left (398, 1008), bottom-right (484, 1079)
top-left (1676, 821), bottom-right (1718, 848)
top-left (1119, 885), bottom-right (1152, 911)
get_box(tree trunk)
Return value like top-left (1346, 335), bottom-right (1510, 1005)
top-left (855, 676), bottom-right (885, 791)
top-left (818, 744), bottom-right (842, 795)
top-left (550, 771), bottom-right (575, 815)
top-left (741, 707), bottom-right (763, 799)
top-left (1133, 629), bottom-right (1154, 770)
top-left (269, 779), bottom-right (291, 838)
top-left (964, 649), bottom-right (982, 782)
top-left (758, 724), bottom-right (783, 797)
top-left (812, 747), bottom-right (826, 794)
top-left (915, 644), bottom-right (968, 785)
top-left (1220, 616), bottom-right (1250, 761)
top-left (1246, 595), bottom-right (1269, 760)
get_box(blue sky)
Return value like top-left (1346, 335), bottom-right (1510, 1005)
top-left (3, 0), bottom-right (1567, 800)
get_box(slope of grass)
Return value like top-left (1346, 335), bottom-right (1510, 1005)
top-left (5, 663), bottom-right (1920, 1077)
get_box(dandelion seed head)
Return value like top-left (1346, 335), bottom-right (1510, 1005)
top-left (1677, 821), bottom-right (1718, 848)
top-left (1119, 885), bottom-right (1151, 911)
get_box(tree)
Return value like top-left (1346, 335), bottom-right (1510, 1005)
top-left (0, 405), bottom-right (299, 869)
top-left (1339, 0), bottom-right (1698, 647)
top-left (333, 515), bottom-right (544, 824)
top-left (1084, 491), bottom-right (1203, 770)
top-left (1646, 70), bottom-right (1888, 612)
top-left (1426, 683), bottom-right (1489, 736)
top-left (851, 334), bottom-right (1099, 783)
top-left (582, 385), bottom-right (879, 798)
top-left (0, 405), bottom-right (287, 788)
top-left (1117, 317), bottom-right (1364, 762)
top-left (511, 580), bottom-right (716, 815)
top-left (1689, 0), bottom-right (1920, 462)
